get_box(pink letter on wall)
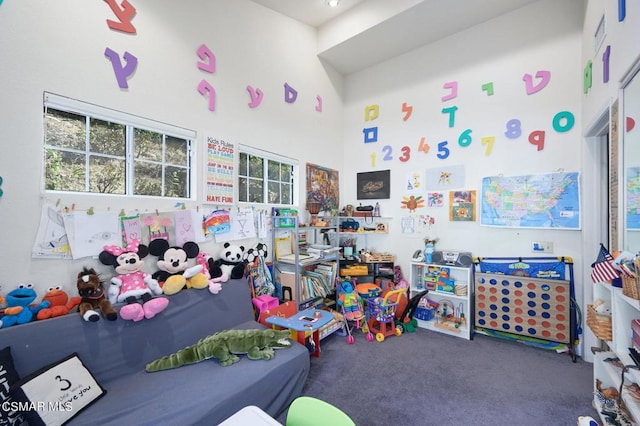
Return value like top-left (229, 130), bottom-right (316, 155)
top-left (315, 95), bottom-right (323, 112)
top-left (284, 83), bottom-right (298, 103)
top-left (198, 80), bottom-right (216, 111)
top-left (246, 85), bottom-right (263, 108)
top-left (197, 44), bottom-right (216, 73)
top-left (104, 0), bottom-right (137, 34)
top-left (104, 48), bottom-right (138, 89)
top-left (441, 81), bottom-right (458, 102)
top-left (522, 70), bottom-right (550, 95)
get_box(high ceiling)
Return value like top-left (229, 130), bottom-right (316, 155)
top-left (249, 0), bottom-right (541, 75)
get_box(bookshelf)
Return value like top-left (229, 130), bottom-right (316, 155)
top-left (271, 212), bottom-right (340, 310)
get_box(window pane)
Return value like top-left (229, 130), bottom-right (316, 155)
top-left (268, 160), bottom-right (280, 180)
top-left (134, 161), bottom-right (162, 196)
top-left (165, 166), bottom-right (188, 198)
top-left (45, 109), bottom-right (85, 150)
top-left (90, 118), bottom-right (125, 156)
top-left (268, 181), bottom-right (280, 204)
top-left (134, 129), bottom-right (162, 162)
top-left (248, 155), bottom-right (264, 178)
top-left (281, 182), bottom-right (292, 204)
top-left (165, 136), bottom-right (188, 165)
top-left (239, 153), bottom-right (248, 176)
top-left (45, 149), bottom-right (86, 191)
top-left (239, 177), bottom-right (248, 202)
top-left (280, 164), bottom-right (292, 183)
top-left (248, 178), bottom-right (263, 203)
top-left (89, 155), bottom-right (125, 194)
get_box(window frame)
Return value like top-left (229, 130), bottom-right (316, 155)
top-left (43, 92), bottom-right (196, 199)
top-left (237, 144), bottom-right (298, 206)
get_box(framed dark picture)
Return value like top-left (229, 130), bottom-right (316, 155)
top-left (357, 170), bottom-right (390, 200)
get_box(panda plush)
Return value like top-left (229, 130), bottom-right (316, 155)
top-left (243, 242), bottom-right (268, 265)
top-left (209, 242), bottom-right (247, 282)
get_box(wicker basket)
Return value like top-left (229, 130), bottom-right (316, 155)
top-left (586, 304), bottom-right (612, 341)
top-left (622, 274), bottom-right (640, 300)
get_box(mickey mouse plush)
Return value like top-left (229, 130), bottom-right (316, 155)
top-left (149, 240), bottom-right (208, 295)
top-left (208, 242), bottom-right (247, 283)
top-left (99, 239), bottom-right (168, 322)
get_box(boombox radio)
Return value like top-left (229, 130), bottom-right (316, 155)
top-left (431, 250), bottom-right (473, 268)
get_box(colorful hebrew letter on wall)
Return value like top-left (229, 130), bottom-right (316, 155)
top-left (482, 82), bottom-right (494, 96)
top-left (104, 48), bottom-right (138, 89)
top-left (316, 95), bottom-right (323, 112)
top-left (363, 127), bottom-right (378, 143)
top-left (198, 80), bottom-right (216, 111)
top-left (284, 83), bottom-right (298, 103)
top-left (197, 44), bottom-right (216, 73)
top-left (365, 104), bottom-right (379, 121)
top-left (441, 81), bottom-right (458, 102)
top-left (246, 85), bottom-right (263, 108)
top-left (104, 0), bottom-right (137, 34)
top-left (522, 70), bottom-right (550, 95)
top-left (602, 45), bottom-right (610, 83)
top-left (402, 102), bottom-right (413, 121)
top-left (583, 60), bottom-right (593, 94)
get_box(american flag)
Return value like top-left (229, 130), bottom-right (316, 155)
top-left (591, 244), bottom-right (620, 283)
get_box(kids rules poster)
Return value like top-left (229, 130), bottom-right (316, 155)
top-left (205, 136), bottom-right (235, 205)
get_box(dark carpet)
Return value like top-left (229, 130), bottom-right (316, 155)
top-left (279, 327), bottom-right (599, 426)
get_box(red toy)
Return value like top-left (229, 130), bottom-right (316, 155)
top-left (37, 286), bottom-right (81, 320)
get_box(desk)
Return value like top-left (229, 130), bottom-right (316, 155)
top-left (218, 405), bottom-right (282, 425)
top-left (265, 308), bottom-right (333, 357)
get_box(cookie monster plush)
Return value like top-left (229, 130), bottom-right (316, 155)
top-left (0, 283), bottom-right (50, 328)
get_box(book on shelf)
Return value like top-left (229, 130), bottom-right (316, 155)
top-left (278, 253), bottom-right (316, 265)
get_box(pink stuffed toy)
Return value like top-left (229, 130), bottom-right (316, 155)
top-left (99, 240), bottom-right (168, 322)
top-left (197, 252), bottom-right (223, 294)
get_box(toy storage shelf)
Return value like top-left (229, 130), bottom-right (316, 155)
top-left (591, 281), bottom-right (640, 425)
top-left (409, 261), bottom-right (474, 340)
top-left (271, 215), bottom-right (340, 311)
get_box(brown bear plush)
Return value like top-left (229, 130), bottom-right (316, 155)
top-left (76, 267), bottom-right (118, 322)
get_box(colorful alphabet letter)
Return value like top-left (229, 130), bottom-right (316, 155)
top-left (197, 44), bottom-right (216, 73)
top-left (441, 81), bottom-right (458, 102)
top-left (402, 102), bottom-right (413, 121)
top-left (284, 83), bottom-right (298, 104)
top-left (363, 127), bottom-right (378, 143)
top-left (584, 60), bottom-right (593, 94)
top-left (104, 48), bottom-right (138, 89)
top-left (246, 85), bottom-right (263, 108)
top-left (602, 45), bottom-right (610, 83)
top-left (522, 70), bottom-right (551, 95)
top-left (482, 82), bottom-right (494, 96)
top-left (104, 0), bottom-right (137, 34)
top-left (365, 104), bottom-right (379, 121)
top-left (198, 80), bottom-right (216, 111)
top-left (316, 95), bottom-right (323, 112)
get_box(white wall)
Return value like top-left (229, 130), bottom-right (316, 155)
top-left (0, 0), bottom-right (344, 292)
top-left (342, 0), bottom-right (586, 351)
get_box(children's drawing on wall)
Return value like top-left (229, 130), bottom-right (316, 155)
top-left (64, 210), bottom-right (120, 259)
top-left (627, 166), bottom-right (640, 229)
top-left (417, 214), bottom-right (436, 232)
top-left (405, 171), bottom-right (423, 194)
top-left (356, 169), bottom-right (390, 200)
top-left (401, 216), bottom-right (415, 234)
top-left (121, 215), bottom-right (141, 246)
top-left (449, 190), bottom-right (476, 222)
top-left (141, 212), bottom-right (174, 244)
top-left (32, 203), bottom-right (71, 259)
top-left (427, 192), bottom-right (444, 207)
top-left (174, 209), bottom-right (206, 246)
top-left (203, 209), bottom-right (231, 239)
top-left (307, 163), bottom-right (340, 212)
top-left (426, 165), bottom-right (465, 190)
top-left (215, 208), bottom-right (257, 242)
top-left (401, 195), bottom-right (424, 212)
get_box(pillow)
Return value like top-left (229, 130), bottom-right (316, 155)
top-left (10, 353), bottom-right (106, 426)
top-left (0, 346), bottom-right (27, 426)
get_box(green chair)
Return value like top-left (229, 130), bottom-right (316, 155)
top-left (285, 396), bottom-right (356, 426)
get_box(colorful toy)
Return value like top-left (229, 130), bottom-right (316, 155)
top-left (196, 251), bottom-right (222, 294)
top-left (337, 279), bottom-right (362, 321)
top-left (208, 242), bottom-right (247, 283)
top-left (99, 239), bottom-right (168, 322)
top-left (36, 286), bottom-right (81, 320)
top-left (148, 240), bottom-right (209, 295)
top-left (0, 283), bottom-right (50, 328)
top-left (145, 329), bottom-right (292, 370)
top-left (424, 237), bottom-right (438, 263)
top-left (366, 289), bottom-right (404, 342)
top-left (76, 267), bottom-right (118, 322)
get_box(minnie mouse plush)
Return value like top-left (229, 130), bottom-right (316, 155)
top-left (99, 239), bottom-right (168, 322)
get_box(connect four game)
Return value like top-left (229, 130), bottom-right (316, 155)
top-left (474, 257), bottom-right (577, 361)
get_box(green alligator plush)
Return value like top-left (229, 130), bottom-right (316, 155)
top-left (145, 328), bottom-right (292, 371)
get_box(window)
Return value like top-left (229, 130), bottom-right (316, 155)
top-left (237, 145), bottom-right (297, 205)
top-left (43, 93), bottom-right (195, 198)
